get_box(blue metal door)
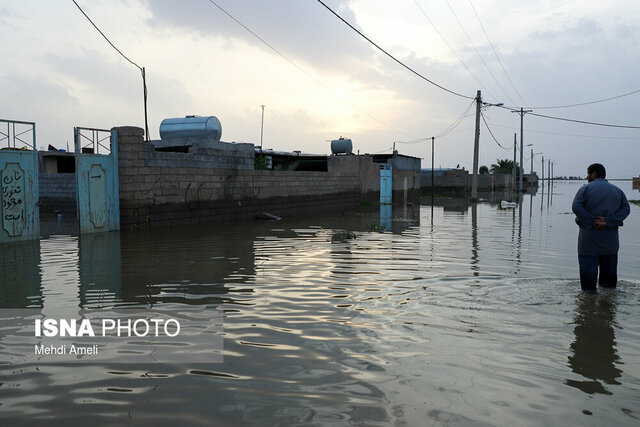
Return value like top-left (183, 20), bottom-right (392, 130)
top-left (75, 127), bottom-right (120, 234)
top-left (380, 164), bottom-right (392, 205)
top-left (0, 119), bottom-right (39, 243)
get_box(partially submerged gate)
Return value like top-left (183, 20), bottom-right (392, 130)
top-left (0, 119), bottom-right (39, 243)
top-left (74, 127), bottom-right (120, 234)
top-left (380, 164), bottom-right (392, 205)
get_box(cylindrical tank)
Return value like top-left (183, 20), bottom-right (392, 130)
top-left (159, 115), bottom-right (222, 141)
top-left (330, 137), bottom-right (353, 155)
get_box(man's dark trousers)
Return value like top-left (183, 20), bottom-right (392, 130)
top-left (578, 254), bottom-right (618, 291)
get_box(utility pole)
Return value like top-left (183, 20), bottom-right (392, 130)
top-left (530, 148), bottom-right (533, 175)
top-left (541, 155), bottom-right (544, 186)
top-left (431, 136), bottom-right (435, 201)
top-left (142, 67), bottom-right (149, 141)
top-left (512, 107), bottom-right (532, 193)
top-left (548, 159), bottom-right (551, 184)
top-left (260, 105), bottom-right (265, 150)
top-left (471, 90), bottom-right (481, 201)
top-left (512, 133), bottom-right (516, 193)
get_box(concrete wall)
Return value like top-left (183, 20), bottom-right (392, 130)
top-left (389, 155), bottom-right (421, 201)
top-left (39, 173), bottom-right (76, 212)
top-left (146, 138), bottom-right (254, 170)
top-left (327, 155), bottom-right (379, 198)
top-left (420, 170), bottom-right (515, 190)
top-left (328, 154), bottom-right (421, 202)
top-left (421, 169), bottom-right (469, 188)
top-left (117, 127), bottom-right (364, 229)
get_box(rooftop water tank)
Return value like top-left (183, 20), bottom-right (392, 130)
top-left (159, 115), bottom-right (222, 141)
top-left (331, 137), bottom-right (353, 155)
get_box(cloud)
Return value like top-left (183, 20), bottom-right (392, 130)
top-left (146, 0), bottom-right (374, 69)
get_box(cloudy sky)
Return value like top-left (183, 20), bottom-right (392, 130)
top-left (2, 0), bottom-right (639, 178)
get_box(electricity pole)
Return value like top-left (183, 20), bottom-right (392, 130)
top-left (512, 133), bottom-right (516, 193)
top-left (512, 107), bottom-right (532, 193)
top-left (530, 148), bottom-right (533, 175)
top-left (431, 136), bottom-right (434, 200)
top-left (260, 105), bottom-right (265, 150)
top-left (471, 90), bottom-right (481, 201)
top-left (541, 155), bottom-right (544, 186)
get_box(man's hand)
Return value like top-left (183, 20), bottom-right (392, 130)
top-left (594, 216), bottom-right (607, 229)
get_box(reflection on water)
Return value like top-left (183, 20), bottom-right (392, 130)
top-left (0, 240), bottom-right (41, 308)
top-left (1, 181), bottom-right (639, 424)
top-left (79, 232), bottom-right (122, 306)
top-left (567, 293), bottom-right (622, 395)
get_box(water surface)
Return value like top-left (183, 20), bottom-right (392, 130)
top-left (1, 181), bottom-right (639, 425)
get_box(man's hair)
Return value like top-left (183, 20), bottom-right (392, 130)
top-left (587, 163), bottom-right (606, 179)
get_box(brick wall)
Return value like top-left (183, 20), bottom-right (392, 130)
top-left (39, 173), bottom-right (76, 212)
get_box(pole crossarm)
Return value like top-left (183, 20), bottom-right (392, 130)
top-left (511, 108), bottom-right (533, 193)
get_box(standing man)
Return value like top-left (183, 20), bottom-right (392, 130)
top-left (572, 163), bottom-right (630, 292)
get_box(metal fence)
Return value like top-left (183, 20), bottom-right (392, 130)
top-left (75, 127), bottom-right (112, 155)
top-left (0, 119), bottom-right (36, 150)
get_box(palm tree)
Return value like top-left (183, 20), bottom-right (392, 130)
top-left (490, 159), bottom-right (521, 176)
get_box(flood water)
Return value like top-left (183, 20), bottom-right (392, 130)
top-left (1, 181), bottom-right (639, 425)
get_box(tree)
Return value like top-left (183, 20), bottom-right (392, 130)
top-left (490, 159), bottom-right (521, 176)
top-left (479, 165), bottom-right (489, 174)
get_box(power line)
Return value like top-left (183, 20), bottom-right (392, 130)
top-left (434, 99), bottom-right (475, 139)
top-left (490, 122), bottom-right (640, 141)
top-left (467, 0), bottom-right (525, 105)
top-left (444, 0), bottom-right (514, 105)
top-left (71, 0), bottom-right (149, 140)
top-left (480, 111), bottom-right (509, 149)
top-left (525, 88), bottom-right (640, 110)
top-left (528, 112), bottom-right (640, 129)
top-left (315, 0), bottom-right (473, 100)
top-left (71, 0), bottom-right (142, 71)
top-left (206, 0), bottom-right (417, 139)
top-left (413, 0), bottom-right (497, 102)
top-left (395, 99), bottom-right (475, 146)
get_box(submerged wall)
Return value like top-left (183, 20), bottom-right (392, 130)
top-left (116, 127), bottom-right (366, 229)
top-left (39, 173), bottom-right (76, 213)
top-left (420, 170), bottom-right (516, 191)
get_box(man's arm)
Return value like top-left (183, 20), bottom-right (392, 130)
top-left (604, 190), bottom-right (631, 228)
top-left (572, 186), bottom-right (596, 228)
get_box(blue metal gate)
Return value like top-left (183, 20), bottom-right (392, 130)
top-left (0, 119), bottom-right (39, 243)
top-left (380, 164), bottom-right (392, 205)
top-left (75, 127), bottom-right (120, 234)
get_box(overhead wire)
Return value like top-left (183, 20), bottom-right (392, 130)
top-left (315, 0), bottom-right (474, 100)
top-left (468, 0), bottom-right (525, 105)
top-left (434, 99), bottom-right (475, 138)
top-left (528, 112), bottom-right (640, 129)
top-left (71, 0), bottom-right (142, 71)
top-left (206, 0), bottom-right (418, 139)
top-left (494, 104), bottom-right (640, 129)
top-left (524, 88), bottom-right (640, 110)
top-left (71, 0), bottom-right (149, 139)
top-left (394, 99), bottom-right (474, 148)
top-left (480, 111), bottom-right (509, 149)
top-left (413, 0), bottom-right (498, 102)
top-left (444, 0), bottom-right (515, 105)
top-left (489, 123), bottom-right (640, 141)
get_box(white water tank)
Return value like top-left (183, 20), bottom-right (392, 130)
top-left (159, 115), bottom-right (222, 141)
top-left (331, 137), bottom-right (353, 154)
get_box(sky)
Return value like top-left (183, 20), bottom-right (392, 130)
top-left (2, 0), bottom-right (639, 178)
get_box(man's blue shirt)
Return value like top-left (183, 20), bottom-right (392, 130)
top-left (572, 178), bottom-right (630, 256)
